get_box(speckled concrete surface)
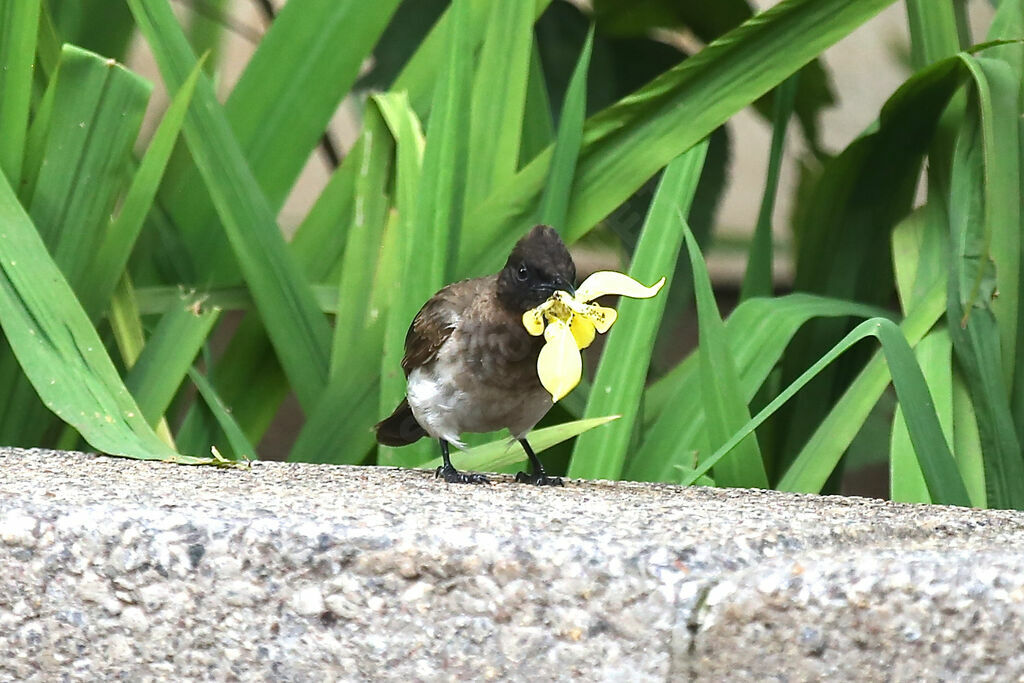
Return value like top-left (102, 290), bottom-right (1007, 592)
top-left (2, 448), bottom-right (1024, 680)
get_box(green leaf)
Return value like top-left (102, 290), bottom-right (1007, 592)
top-left (683, 206), bottom-right (767, 488)
top-left (425, 416), bottom-right (620, 473)
top-left (106, 275), bottom-right (177, 448)
top-left (128, 0), bottom-right (333, 412)
top-left (636, 294), bottom-right (887, 474)
top-left (0, 44), bottom-right (151, 444)
top-left (691, 314), bottom-right (971, 507)
top-left (108, 275), bottom-right (147, 370)
top-left (330, 100), bottom-right (394, 375)
top-left (378, 0), bottom-right (474, 467)
top-left (889, 197), bottom-right (956, 504)
top-left (455, 0), bottom-right (900, 278)
top-left (187, 367), bottom-right (257, 462)
top-left (293, 203), bottom-right (407, 465)
top-left (290, 148), bottom-right (361, 284)
top-left (82, 55), bottom-right (204, 319)
top-left (905, 0), bottom-right (961, 69)
top-left (892, 204), bottom-right (949, 316)
top-left (567, 142), bottom-right (708, 480)
top-left (175, 142), bottom-right (370, 453)
top-left (946, 53), bottom-right (1024, 509)
top-left (163, 0), bottom-right (402, 280)
top-left (537, 26), bottom-right (594, 229)
top-left (27, 45), bottom-right (150, 290)
top-left (889, 326), bottom-right (953, 503)
top-left (0, 169), bottom-right (200, 462)
top-left (463, 0), bottom-right (535, 212)
top-left (952, 368), bottom-right (986, 507)
top-left (740, 73), bottom-right (798, 301)
top-left (126, 291), bottom-right (220, 427)
top-left (0, 0), bottom-right (40, 185)
top-left (777, 279), bottom-right (947, 494)
top-left (984, 3), bottom-right (1024, 474)
top-left (48, 0), bottom-right (135, 62)
top-left (520, 45), bottom-right (556, 167)
top-left (393, 0), bottom-right (552, 117)
top-left (288, 97), bottom-right (423, 466)
top-left (373, 93), bottom-right (428, 466)
top-left (778, 54), bottom-right (970, 467)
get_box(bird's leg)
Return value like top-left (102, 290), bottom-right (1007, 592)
top-left (515, 438), bottom-right (564, 486)
top-left (434, 439), bottom-right (490, 484)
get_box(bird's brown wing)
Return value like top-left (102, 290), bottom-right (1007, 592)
top-left (401, 277), bottom-right (492, 376)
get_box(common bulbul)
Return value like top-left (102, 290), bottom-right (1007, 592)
top-left (375, 225), bottom-right (576, 486)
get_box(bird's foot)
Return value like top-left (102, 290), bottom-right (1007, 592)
top-left (435, 465), bottom-right (491, 485)
top-left (515, 471), bottom-right (564, 487)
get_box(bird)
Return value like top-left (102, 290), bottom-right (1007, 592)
top-left (375, 225), bottom-right (576, 486)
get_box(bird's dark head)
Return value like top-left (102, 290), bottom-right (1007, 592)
top-left (497, 225), bottom-right (577, 312)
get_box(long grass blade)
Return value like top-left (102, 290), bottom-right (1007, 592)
top-left (779, 55), bottom-right (968, 465)
top-left (393, 0), bottom-right (552, 117)
top-left (520, 45), bottom-right (556, 168)
top-left (0, 44), bottom-right (151, 444)
top-left (426, 416), bottom-right (619, 474)
top-left (740, 73), bottom-right (798, 301)
top-left (463, 0), bottom-right (534, 212)
top-left (537, 26), bottom-right (594, 229)
top-left (629, 294), bottom-right (884, 483)
top-left (0, 0), bottom-right (40, 185)
top-left (985, 2), bottom-right (1024, 475)
top-left (0, 170), bottom-right (201, 462)
top-left (455, 0), bottom-right (901, 278)
top-left (128, 0), bottom-right (333, 411)
top-left (292, 216), bottom-right (405, 464)
top-left (889, 327), bottom-right (953, 503)
top-left (777, 280), bottom-right (947, 494)
top-left (946, 53), bottom-right (1024, 509)
top-left (27, 45), bottom-right (150, 289)
top-left (82, 57), bottom-right (204, 319)
top-left (689, 315), bottom-right (970, 507)
top-left (287, 100), bottom-right (423, 465)
top-left (952, 369), bottom-right (986, 507)
top-left (904, 0), bottom-right (961, 69)
top-left (163, 0), bottom-right (401, 281)
top-left (106, 275), bottom-right (176, 447)
top-left (567, 143), bottom-right (708, 480)
top-left (330, 101), bottom-right (394, 374)
top-left (684, 208), bottom-right (767, 488)
top-left (126, 292), bottom-right (220, 427)
top-left (187, 367), bottom-right (257, 462)
top-left (379, 0), bottom-right (473, 467)
top-left (176, 138), bottom-right (369, 453)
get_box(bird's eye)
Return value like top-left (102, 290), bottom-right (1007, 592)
top-left (517, 264), bottom-right (529, 281)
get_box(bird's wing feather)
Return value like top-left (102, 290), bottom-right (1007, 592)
top-left (401, 277), bottom-right (491, 376)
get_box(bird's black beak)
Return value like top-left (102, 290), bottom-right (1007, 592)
top-left (553, 276), bottom-right (576, 297)
top-left (536, 276), bottom-right (575, 297)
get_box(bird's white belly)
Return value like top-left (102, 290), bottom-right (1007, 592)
top-left (406, 354), bottom-right (551, 447)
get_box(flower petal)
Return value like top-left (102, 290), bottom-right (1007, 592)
top-left (522, 309), bottom-right (545, 336)
top-left (569, 313), bottom-right (596, 349)
top-left (537, 318), bottom-right (582, 402)
top-left (586, 304), bottom-right (618, 333)
top-left (522, 299), bottom-right (554, 336)
top-left (576, 271), bottom-right (666, 303)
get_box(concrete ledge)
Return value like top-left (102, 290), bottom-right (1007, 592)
top-left (2, 448), bottom-right (1024, 680)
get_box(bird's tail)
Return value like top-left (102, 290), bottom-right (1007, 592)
top-left (374, 398), bottom-right (427, 446)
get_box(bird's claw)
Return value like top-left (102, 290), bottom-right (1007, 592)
top-left (435, 465), bottom-right (491, 485)
top-left (515, 471), bottom-right (564, 487)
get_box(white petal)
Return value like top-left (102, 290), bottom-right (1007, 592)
top-left (576, 271), bottom-right (666, 303)
top-left (536, 319), bottom-right (582, 402)
top-left (521, 299), bottom-right (554, 336)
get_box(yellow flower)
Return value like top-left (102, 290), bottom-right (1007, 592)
top-left (523, 271), bottom-right (666, 401)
